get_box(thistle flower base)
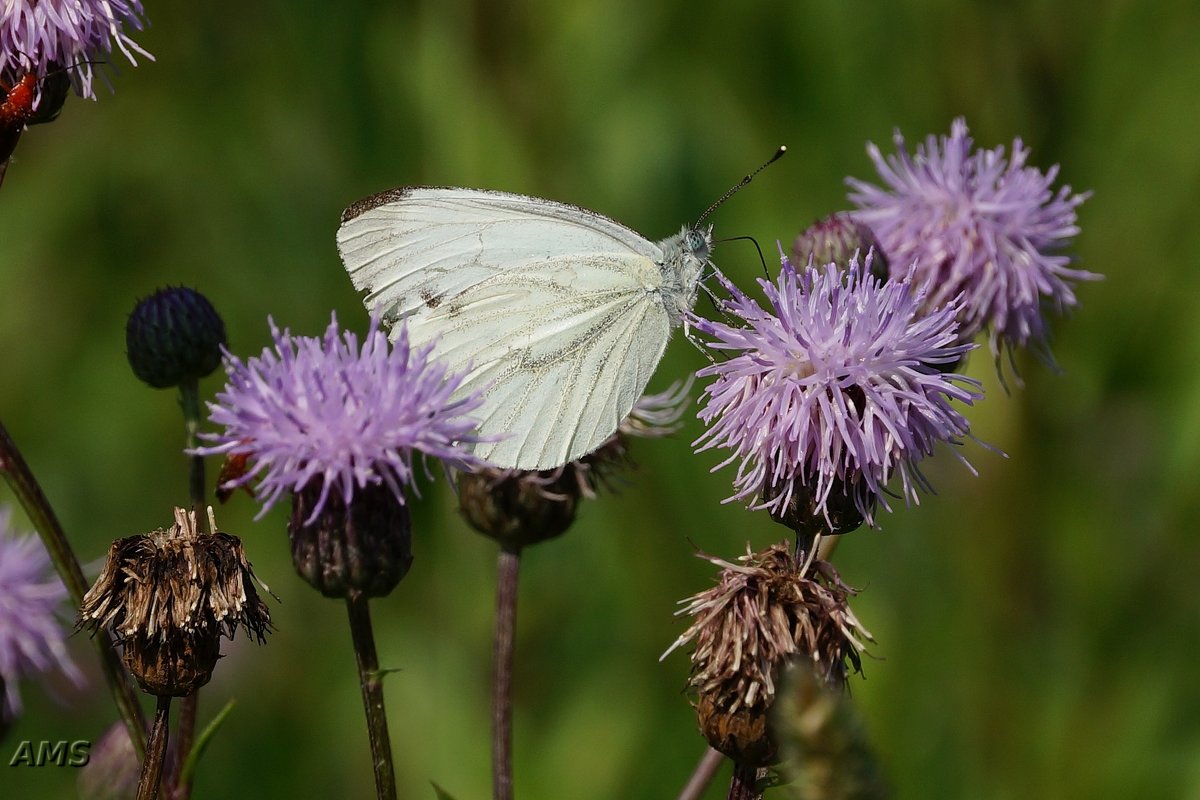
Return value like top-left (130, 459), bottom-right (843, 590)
top-left (289, 482), bottom-right (413, 599)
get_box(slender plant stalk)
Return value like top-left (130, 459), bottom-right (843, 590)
top-left (726, 762), bottom-right (762, 800)
top-left (492, 544), bottom-right (521, 800)
top-left (173, 692), bottom-right (198, 799)
top-left (136, 695), bottom-right (172, 800)
top-left (173, 378), bottom-right (206, 799)
top-left (677, 747), bottom-right (726, 800)
top-left (346, 590), bottom-right (398, 800)
top-left (0, 418), bottom-right (148, 756)
top-left (180, 378), bottom-right (207, 527)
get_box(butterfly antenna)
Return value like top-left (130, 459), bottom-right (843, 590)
top-left (720, 234), bottom-right (770, 279)
top-left (695, 145), bottom-right (787, 227)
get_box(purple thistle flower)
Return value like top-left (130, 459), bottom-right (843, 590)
top-left (0, 505), bottom-right (84, 719)
top-left (195, 313), bottom-right (488, 523)
top-left (1, 0), bottom-right (152, 102)
top-left (847, 118), bottom-right (1097, 358)
top-left (692, 254), bottom-right (982, 527)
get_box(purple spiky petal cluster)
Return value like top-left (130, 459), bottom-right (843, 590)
top-left (847, 118), bottom-right (1096, 357)
top-left (0, 0), bottom-right (152, 101)
top-left (692, 255), bottom-right (982, 526)
top-left (196, 314), bottom-right (487, 521)
top-left (0, 506), bottom-right (83, 719)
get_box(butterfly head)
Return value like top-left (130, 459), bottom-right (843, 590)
top-left (683, 225), bottom-right (714, 262)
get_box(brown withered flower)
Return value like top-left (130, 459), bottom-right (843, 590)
top-left (79, 507), bottom-right (272, 696)
top-left (662, 543), bottom-right (873, 766)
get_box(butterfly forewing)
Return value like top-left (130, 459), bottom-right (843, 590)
top-left (337, 187), bottom-right (675, 469)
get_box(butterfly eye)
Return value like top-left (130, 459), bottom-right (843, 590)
top-left (685, 229), bottom-right (707, 254)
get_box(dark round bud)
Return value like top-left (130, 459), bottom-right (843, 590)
top-left (793, 213), bottom-right (888, 278)
top-left (458, 467), bottom-right (581, 549)
top-left (126, 286), bottom-right (227, 389)
top-left (289, 481), bottom-right (413, 599)
top-left (696, 692), bottom-right (778, 767)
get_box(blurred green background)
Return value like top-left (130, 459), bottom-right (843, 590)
top-left (3, 0), bottom-right (1198, 797)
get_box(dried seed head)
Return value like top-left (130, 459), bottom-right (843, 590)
top-left (79, 508), bottom-right (271, 696)
top-left (663, 543), bottom-right (873, 766)
top-left (288, 479), bottom-right (413, 599)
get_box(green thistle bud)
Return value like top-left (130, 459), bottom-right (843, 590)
top-left (125, 286), bottom-right (227, 389)
top-left (793, 213), bottom-right (887, 278)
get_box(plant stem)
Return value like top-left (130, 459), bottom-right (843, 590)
top-left (677, 747), bottom-right (726, 800)
top-left (726, 762), bottom-right (762, 800)
top-left (173, 693), bottom-right (198, 799)
top-left (492, 544), bottom-right (521, 800)
top-left (136, 695), bottom-right (172, 800)
top-left (179, 377), bottom-right (207, 527)
top-left (0, 418), bottom-right (148, 756)
top-left (173, 378), bottom-right (206, 799)
top-left (346, 590), bottom-right (398, 800)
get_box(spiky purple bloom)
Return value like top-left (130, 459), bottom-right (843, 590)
top-left (692, 255), bottom-right (982, 527)
top-left (195, 313), bottom-right (488, 522)
top-left (847, 118), bottom-right (1096, 357)
top-left (0, 0), bottom-right (151, 102)
top-left (0, 506), bottom-right (83, 719)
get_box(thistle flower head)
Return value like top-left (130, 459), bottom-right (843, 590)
top-left (0, 0), bottom-right (152, 103)
top-left (847, 118), bottom-right (1096, 357)
top-left (0, 506), bottom-right (83, 720)
top-left (692, 255), bottom-right (982, 529)
top-left (196, 313), bottom-right (487, 523)
top-left (662, 544), bottom-right (873, 764)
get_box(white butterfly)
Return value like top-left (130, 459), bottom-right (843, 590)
top-left (336, 154), bottom-right (782, 471)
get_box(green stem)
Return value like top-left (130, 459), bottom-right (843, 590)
top-left (0, 418), bottom-right (147, 756)
top-left (135, 695), bottom-right (172, 800)
top-left (179, 378), bottom-right (207, 528)
top-left (492, 545), bottom-right (521, 800)
top-left (346, 591), bottom-right (398, 800)
top-left (173, 378), bottom-right (206, 799)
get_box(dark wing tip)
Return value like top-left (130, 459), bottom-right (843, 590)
top-left (340, 187), bottom-right (416, 224)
